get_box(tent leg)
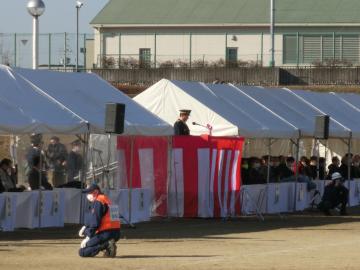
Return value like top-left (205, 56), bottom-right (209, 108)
top-left (128, 136), bottom-right (135, 224)
top-left (166, 136), bottom-right (172, 217)
top-left (347, 137), bottom-right (352, 181)
top-left (266, 139), bottom-right (272, 184)
top-left (79, 129), bottom-right (90, 224)
top-left (293, 138), bottom-right (300, 212)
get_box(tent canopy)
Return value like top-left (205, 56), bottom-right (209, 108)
top-left (134, 79), bottom-right (300, 138)
top-left (14, 68), bottom-right (173, 135)
top-left (0, 65), bottom-right (88, 134)
top-left (289, 89), bottom-right (359, 139)
top-left (236, 86), bottom-right (351, 139)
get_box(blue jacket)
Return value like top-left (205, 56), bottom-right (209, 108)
top-left (84, 200), bottom-right (108, 237)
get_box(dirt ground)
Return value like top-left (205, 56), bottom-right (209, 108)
top-left (2, 209), bottom-right (360, 270)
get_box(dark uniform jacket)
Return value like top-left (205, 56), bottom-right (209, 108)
top-left (174, 119), bottom-right (190, 135)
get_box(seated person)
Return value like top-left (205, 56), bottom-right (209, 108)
top-left (339, 153), bottom-right (355, 180)
top-left (352, 155), bottom-right (360, 179)
top-left (246, 157), bottom-right (266, 185)
top-left (298, 156), bottom-right (312, 178)
top-left (259, 155), bottom-right (278, 183)
top-left (327, 156), bottom-right (341, 179)
top-left (278, 156), bottom-right (295, 182)
top-left (318, 172), bottom-right (348, 216)
top-left (28, 156), bottom-right (53, 190)
top-left (0, 158), bottom-right (25, 193)
top-left (241, 158), bottom-right (249, 185)
top-left (309, 156), bottom-right (318, 180)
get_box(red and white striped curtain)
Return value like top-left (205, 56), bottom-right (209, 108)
top-left (117, 135), bottom-right (244, 218)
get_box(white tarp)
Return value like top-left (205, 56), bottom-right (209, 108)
top-left (14, 68), bottom-right (173, 135)
top-left (0, 65), bottom-right (88, 134)
top-left (288, 89), bottom-right (360, 138)
top-left (236, 86), bottom-right (350, 138)
top-left (134, 79), bottom-right (300, 138)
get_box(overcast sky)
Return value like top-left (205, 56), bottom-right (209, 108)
top-left (0, 0), bottom-right (108, 34)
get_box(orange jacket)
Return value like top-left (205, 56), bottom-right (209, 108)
top-left (95, 194), bottom-right (121, 234)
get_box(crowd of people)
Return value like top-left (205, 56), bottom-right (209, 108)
top-left (241, 153), bottom-right (359, 185)
top-left (0, 134), bottom-right (83, 193)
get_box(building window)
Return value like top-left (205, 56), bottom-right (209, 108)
top-left (226, 47), bottom-right (238, 67)
top-left (139, 48), bottom-right (151, 68)
top-left (283, 34), bottom-right (360, 65)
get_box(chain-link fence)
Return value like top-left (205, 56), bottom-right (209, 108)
top-left (0, 33), bottom-right (93, 69)
top-left (2, 32), bottom-right (360, 69)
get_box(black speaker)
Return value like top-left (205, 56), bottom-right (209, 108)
top-left (105, 103), bottom-right (125, 134)
top-left (314, 115), bottom-right (329, 139)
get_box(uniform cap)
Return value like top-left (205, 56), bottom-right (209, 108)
top-left (179, 109), bottom-right (191, 115)
top-left (82, 183), bottom-right (101, 193)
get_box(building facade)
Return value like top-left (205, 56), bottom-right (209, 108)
top-left (90, 0), bottom-right (360, 68)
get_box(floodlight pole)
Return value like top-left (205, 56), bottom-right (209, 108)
top-left (32, 16), bottom-right (39, 69)
top-left (27, 0), bottom-right (45, 69)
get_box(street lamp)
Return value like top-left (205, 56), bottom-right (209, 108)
top-left (76, 1), bottom-right (84, 71)
top-left (27, 0), bottom-right (45, 69)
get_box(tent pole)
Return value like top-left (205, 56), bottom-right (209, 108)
top-left (325, 139), bottom-right (329, 179)
top-left (266, 139), bottom-right (271, 184)
top-left (347, 136), bottom-right (351, 181)
top-left (79, 125), bottom-right (90, 224)
top-left (317, 139), bottom-right (320, 180)
top-left (293, 138), bottom-right (300, 212)
top-left (128, 136), bottom-right (135, 224)
top-left (166, 136), bottom-right (172, 217)
top-left (38, 144), bottom-right (43, 229)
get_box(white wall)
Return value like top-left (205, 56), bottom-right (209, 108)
top-left (93, 27), bottom-right (285, 67)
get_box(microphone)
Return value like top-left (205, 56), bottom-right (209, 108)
top-left (192, 122), bottom-right (213, 135)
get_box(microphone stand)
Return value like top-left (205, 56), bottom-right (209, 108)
top-left (192, 122), bottom-right (213, 136)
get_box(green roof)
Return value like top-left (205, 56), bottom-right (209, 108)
top-left (91, 0), bottom-right (360, 26)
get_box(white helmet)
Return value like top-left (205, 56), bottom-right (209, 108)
top-left (331, 172), bottom-right (342, 181)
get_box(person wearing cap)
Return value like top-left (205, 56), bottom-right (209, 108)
top-left (318, 172), bottom-right (348, 216)
top-left (174, 109), bottom-right (191, 135)
top-left (67, 140), bottom-right (83, 183)
top-left (25, 133), bottom-right (47, 176)
top-left (78, 184), bottom-right (121, 258)
top-left (46, 136), bottom-right (68, 187)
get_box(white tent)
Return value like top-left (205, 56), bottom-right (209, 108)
top-left (14, 68), bottom-right (173, 135)
top-left (234, 86), bottom-right (351, 139)
top-left (134, 79), bottom-right (300, 138)
top-left (289, 89), bottom-right (360, 139)
top-left (0, 65), bottom-right (88, 134)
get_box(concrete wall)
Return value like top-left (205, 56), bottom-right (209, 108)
top-left (93, 27), bottom-right (288, 67)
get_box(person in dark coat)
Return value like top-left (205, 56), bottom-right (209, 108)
top-left (278, 156), bottom-right (295, 182)
top-left (174, 109), bottom-right (191, 135)
top-left (25, 133), bottom-right (47, 176)
top-left (0, 158), bottom-right (25, 193)
top-left (247, 157), bottom-right (266, 185)
top-left (318, 172), bottom-right (348, 215)
top-left (327, 156), bottom-right (341, 179)
top-left (46, 136), bottom-right (68, 187)
top-left (67, 140), bottom-right (83, 183)
top-left (28, 156), bottom-right (53, 190)
top-left (339, 154), bottom-right (355, 180)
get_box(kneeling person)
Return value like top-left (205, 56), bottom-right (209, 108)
top-left (79, 184), bottom-right (121, 257)
top-left (318, 172), bottom-right (348, 216)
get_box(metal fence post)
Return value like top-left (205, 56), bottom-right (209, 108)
top-left (48, 33), bottom-right (51, 69)
top-left (83, 33), bottom-right (87, 70)
top-left (64, 32), bottom-right (67, 70)
top-left (14, 33), bottom-right (17, 67)
top-left (154, 33), bottom-right (157, 68)
top-left (189, 33), bottom-right (192, 68)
